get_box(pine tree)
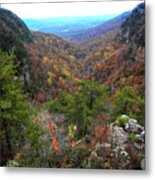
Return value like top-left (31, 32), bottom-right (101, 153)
top-left (0, 51), bottom-right (30, 166)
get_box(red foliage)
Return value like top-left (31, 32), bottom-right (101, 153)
top-left (33, 91), bottom-right (45, 103)
top-left (47, 124), bottom-right (52, 132)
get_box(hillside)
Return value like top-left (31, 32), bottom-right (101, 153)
top-left (80, 29), bottom-right (120, 55)
top-left (0, 3), bottom-right (145, 169)
top-left (69, 11), bottom-right (130, 43)
top-left (23, 14), bottom-right (117, 42)
top-left (0, 8), bottom-right (33, 43)
top-left (82, 3), bottom-right (145, 97)
top-left (30, 31), bottom-right (86, 60)
top-left (26, 31), bottom-right (85, 101)
top-left (75, 12), bottom-right (131, 54)
top-left (0, 8), bottom-right (33, 89)
top-left (23, 12), bottom-right (130, 44)
top-left (0, 7), bottom-right (86, 99)
top-left (121, 3), bottom-right (145, 47)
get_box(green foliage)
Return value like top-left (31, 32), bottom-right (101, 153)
top-left (0, 51), bottom-right (46, 166)
top-left (18, 123), bottom-right (47, 168)
top-left (0, 6), bottom-right (145, 169)
top-left (116, 115), bottom-right (130, 127)
top-left (130, 132), bottom-right (137, 142)
top-left (67, 80), bottom-right (108, 138)
top-left (0, 8), bottom-right (32, 43)
top-left (47, 80), bottom-right (109, 138)
top-left (27, 123), bottom-right (45, 148)
top-left (62, 147), bottom-right (89, 168)
top-left (47, 93), bottom-right (74, 114)
top-left (6, 160), bottom-right (19, 167)
top-left (0, 51), bottom-right (31, 165)
top-left (0, 8), bottom-right (33, 90)
top-left (46, 99), bottom-right (61, 113)
top-left (121, 3), bottom-right (145, 47)
top-left (113, 86), bottom-right (144, 125)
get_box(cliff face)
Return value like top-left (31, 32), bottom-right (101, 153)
top-left (121, 3), bottom-right (145, 47)
top-left (0, 8), bottom-right (33, 44)
top-left (0, 8), bottom-right (33, 88)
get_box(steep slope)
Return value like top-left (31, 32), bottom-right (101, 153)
top-left (80, 29), bottom-right (120, 55)
top-left (30, 31), bottom-right (86, 60)
top-left (70, 11), bottom-right (130, 43)
top-left (121, 3), bottom-right (145, 47)
top-left (0, 3), bottom-right (145, 101)
top-left (0, 8), bottom-right (33, 88)
top-left (0, 8), bottom-right (33, 44)
top-left (27, 31), bottom-right (85, 101)
top-left (82, 3), bottom-right (145, 97)
top-left (80, 3), bottom-right (144, 55)
top-left (78, 12), bottom-right (131, 56)
top-left (0, 8), bottom-right (85, 101)
top-left (0, 4), bottom-right (145, 169)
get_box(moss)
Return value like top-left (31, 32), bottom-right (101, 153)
top-left (116, 115), bottom-right (130, 127)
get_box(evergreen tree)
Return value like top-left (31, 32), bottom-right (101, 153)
top-left (0, 51), bottom-right (30, 166)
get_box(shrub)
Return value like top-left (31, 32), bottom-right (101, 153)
top-left (47, 80), bottom-right (109, 139)
top-left (116, 115), bottom-right (130, 127)
top-left (113, 86), bottom-right (144, 125)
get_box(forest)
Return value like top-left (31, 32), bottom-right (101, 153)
top-left (0, 3), bottom-right (145, 169)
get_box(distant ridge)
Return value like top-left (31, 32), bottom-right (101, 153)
top-left (68, 11), bottom-right (131, 43)
top-left (23, 14), bottom-right (118, 42)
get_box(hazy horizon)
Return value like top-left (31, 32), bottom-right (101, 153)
top-left (1, 1), bottom-right (143, 19)
top-left (22, 13), bottom-right (119, 20)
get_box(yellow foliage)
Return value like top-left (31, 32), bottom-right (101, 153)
top-left (74, 77), bottom-right (81, 84)
top-left (48, 71), bottom-right (55, 78)
top-left (63, 69), bottom-right (70, 77)
top-left (43, 56), bottom-right (49, 64)
top-left (120, 77), bottom-right (126, 86)
top-left (110, 153), bottom-right (114, 157)
top-left (53, 64), bottom-right (59, 71)
top-left (134, 107), bottom-right (141, 113)
top-left (104, 161), bottom-right (111, 169)
top-left (59, 77), bottom-right (65, 85)
top-left (14, 152), bottom-right (21, 161)
top-left (77, 85), bottom-right (82, 91)
top-left (94, 51), bottom-right (101, 56)
top-left (47, 78), bottom-right (52, 86)
top-left (69, 55), bottom-right (75, 61)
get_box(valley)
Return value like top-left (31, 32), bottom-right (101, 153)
top-left (0, 2), bottom-right (145, 169)
top-left (23, 14), bottom-right (118, 43)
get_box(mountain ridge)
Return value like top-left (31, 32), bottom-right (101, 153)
top-left (67, 11), bottom-right (131, 43)
top-left (22, 11), bottom-right (130, 44)
top-left (23, 14), bottom-right (120, 43)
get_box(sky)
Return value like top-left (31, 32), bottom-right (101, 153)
top-left (1, 0), bottom-right (144, 19)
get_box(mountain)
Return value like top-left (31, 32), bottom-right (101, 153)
top-left (0, 8), bottom-right (33, 88)
top-left (25, 30), bottom-right (86, 101)
top-left (0, 3), bottom-right (145, 169)
top-left (80, 4), bottom-right (144, 53)
top-left (78, 12), bottom-right (130, 54)
top-left (0, 8), bottom-right (85, 98)
top-left (82, 3), bottom-right (145, 97)
top-left (70, 11), bottom-right (131, 43)
top-left (0, 3), bottom-right (144, 99)
top-left (121, 3), bottom-right (145, 47)
top-left (0, 8), bottom-right (33, 45)
top-left (23, 14), bottom-right (117, 42)
top-left (23, 12), bottom-right (130, 44)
